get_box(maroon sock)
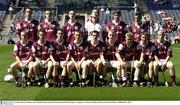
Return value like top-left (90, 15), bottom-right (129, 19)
top-left (170, 75), bottom-right (176, 83)
top-left (59, 76), bottom-right (65, 83)
top-left (53, 76), bottom-right (58, 83)
top-left (154, 75), bottom-right (158, 83)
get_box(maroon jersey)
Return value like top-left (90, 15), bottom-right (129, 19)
top-left (107, 21), bottom-right (127, 43)
top-left (63, 21), bottom-right (82, 43)
top-left (129, 23), bottom-right (143, 42)
top-left (87, 41), bottom-right (105, 60)
top-left (137, 41), bottom-right (156, 62)
top-left (16, 19), bottom-right (39, 42)
top-left (105, 41), bottom-right (119, 60)
top-left (117, 41), bottom-right (139, 61)
top-left (13, 41), bottom-right (33, 61)
top-left (70, 40), bottom-right (88, 61)
top-left (32, 41), bottom-right (52, 60)
top-left (51, 40), bottom-right (70, 62)
top-left (155, 40), bottom-right (172, 59)
top-left (39, 20), bottom-right (59, 42)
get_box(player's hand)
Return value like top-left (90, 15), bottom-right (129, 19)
top-left (161, 62), bottom-right (167, 71)
top-left (75, 63), bottom-right (80, 71)
top-left (20, 62), bottom-right (26, 68)
top-left (137, 61), bottom-right (142, 68)
top-left (121, 61), bottom-right (128, 67)
top-left (102, 60), bottom-right (107, 66)
top-left (53, 62), bottom-right (58, 66)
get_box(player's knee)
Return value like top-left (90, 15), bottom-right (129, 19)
top-left (167, 62), bottom-right (174, 69)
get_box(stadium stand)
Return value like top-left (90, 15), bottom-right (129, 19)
top-left (148, 0), bottom-right (180, 38)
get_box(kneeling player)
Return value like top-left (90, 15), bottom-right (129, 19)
top-left (67, 30), bottom-right (88, 86)
top-left (105, 31), bottom-right (121, 87)
top-left (154, 30), bottom-right (176, 86)
top-left (116, 32), bottom-right (140, 87)
top-left (10, 31), bottom-right (34, 87)
top-left (50, 29), bottom-right (71, 87)
top-left (136, 32), bottom-right (156, 87)
top-left (86, 30), bottom-right (107, 86)
top-left (32, 29), bottom-right (53, 87)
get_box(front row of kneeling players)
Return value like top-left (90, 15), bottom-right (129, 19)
top-left (8, 29), bottom-right (176, 87)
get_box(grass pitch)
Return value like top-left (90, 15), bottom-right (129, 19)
top-left (0, 44), bottom-right (180, 100)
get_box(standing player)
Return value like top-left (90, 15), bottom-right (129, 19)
top-left (106, 10), bottom-right (127, 43)
top-left (63, 11), bottom-right (82, 43)
top-left (16, 7), bottom-right (39, 42)
top-left (67, 30), bottom-right (88, 86)
top-left (153, 30), bottom-right (176, 86)
top-left (85, 10), bottom-right (106, 42)
top-left (9, 31), bottom-right (34, 86)
top-left (38, 9), bottom-right (59, 42)
top-left (129, 15), bottom-right (147, 42)
top-left (32, 29), bottom-right (53, 87)
top-left (49, 29), bottom-right (71, 87)
top-left (115, 32), bottom-right (140, 87)
top-left (86, 30), bottom-right (107, 86)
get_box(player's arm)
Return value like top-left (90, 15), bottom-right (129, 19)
top-left (24, 56), bottom-right (33, 67)
top-left (115, 44), bottom-right (125, 63)
top-left (154, 55), bottom-right (161, 65)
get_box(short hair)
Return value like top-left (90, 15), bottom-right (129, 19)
top-left (20, 31), bottom-right (28, 36)
top-left (45, 8), bottom-right (52, 13)
top-left (38, 29), bottom-right (46, 35)
top-left (57, 28), bottom-right (64, 32)
top-left (113, 10), bottom-right (121, 16)
top-left (24, 7), bottom-right (32, 14)
top-left (140, 31), bottom-right (150, 39)
top-left (125, 32), bottom-right (133, 38)
top-left (91, 30), bottom-right (99, 35)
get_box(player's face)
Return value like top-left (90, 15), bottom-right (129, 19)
top-left (38, 31), bottom-right (45, 40)
top-left (74, 31), bottom-right (81, 41)
top-left (157, 31), bottom-right (164, 41)
top-left (56, 30), bottom-right (64, 40)
top-left (108, 31), bottom-right (115, 40)
top-left (45, 10), bottom-right (52, 19)
top-left (20, 32), bottom-right (28, 41)
top-left (125, 36), bottom-right (133, 44)
top-left (135, 16), bottom-right (141, 23)
top-left (25, 8), bottom-right (32, 18)
top-left (113, 13), bottom-right (120, 20)
top-left (92, 32), bottom-right (98, 41)
top-left (141, 34), bottom-right (147, 43)
top-left (69, 12), bottom-right (75, 19)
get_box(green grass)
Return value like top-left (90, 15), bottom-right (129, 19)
top-left (0, 44), bottom-right (180, 100)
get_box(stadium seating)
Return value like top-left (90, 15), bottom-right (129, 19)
top-left (15, 10), bottom-right (44, 22)
top-left (0, 11), bottom-right (6, 22)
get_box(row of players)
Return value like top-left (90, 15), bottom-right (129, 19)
top-left (14, 7), bottom-right (149, 44)
top-left (9, 28), bottom-right (176, 87)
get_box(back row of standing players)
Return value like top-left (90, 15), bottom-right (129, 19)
top-left (9, 7), bottom-right (176, 87)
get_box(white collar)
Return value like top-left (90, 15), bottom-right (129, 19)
top-left (38, 40), bottom-right (46, 46)
top-left (45, 19), bottom-right (52, 23)
top-left (20, 40), bottom-right (29, 46)
top-left (56, 39), bottom-right (64, 45)
top-left (74, 39), bottom-right (83, 46)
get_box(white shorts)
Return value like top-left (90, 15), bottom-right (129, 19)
top-left (126, 61), bottom-right (136, 68)
top-left (159, 59), bottom-right (166, 65)
top-left (108, 60), bottom-right (119, 68)
top-left (60, 61), bottom-right (67, 67)
top-left (21, 60), bottom-right (29, 64)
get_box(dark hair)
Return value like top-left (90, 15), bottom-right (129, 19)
top-left (24, 7), bottom-right (32, 14)
top-left (112, 10), bottom-right (121, 16)
top-left (91, 30), bottom-right (99, 35)
top-left (38, 29), bottom-right (46, 34)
